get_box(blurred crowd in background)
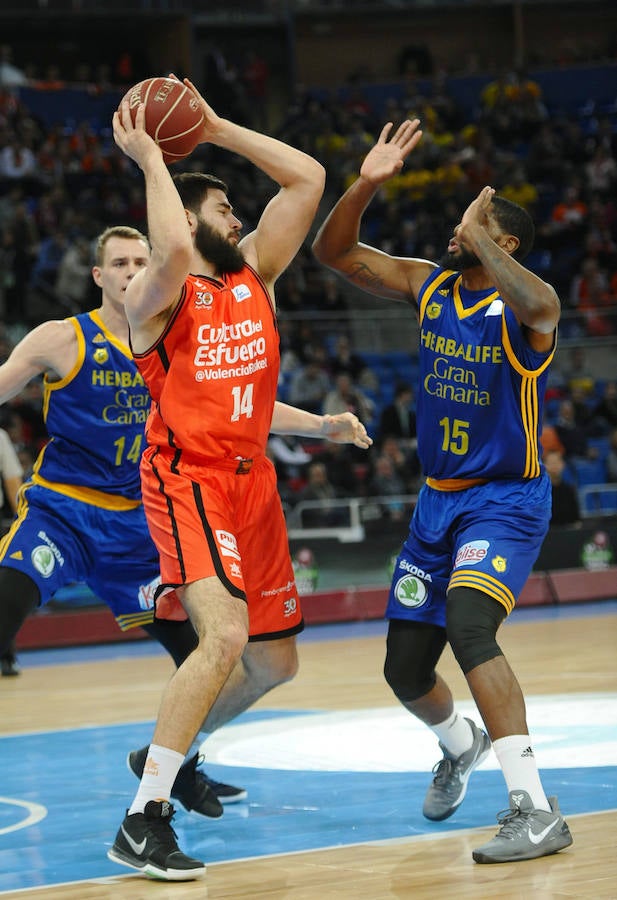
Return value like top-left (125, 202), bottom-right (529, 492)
top-left (0, 40), bottom-right (616, 525)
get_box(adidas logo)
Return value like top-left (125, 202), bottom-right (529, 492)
top-left (521, 746), bottom-right (534, 758)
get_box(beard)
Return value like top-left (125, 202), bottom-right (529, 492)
top-left (438, 245), bottom-right (482, 270)
top-left (194, 217), bottom-right (245, 274)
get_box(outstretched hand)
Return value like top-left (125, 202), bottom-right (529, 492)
top-left (360, 119), bottom-right (423, 186)
top-left (321, 412), bottom-right (373, 449)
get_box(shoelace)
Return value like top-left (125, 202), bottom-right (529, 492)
top-left (431, 757), bottom-right (455, 786)
top-left (146, 808), bottom-right (181, 851)
top-left (493, 806), bottom-right (531, 838)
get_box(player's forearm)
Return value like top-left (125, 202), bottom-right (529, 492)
top-left (208, 119), bottom-right (324, 190)
top-left (313, 176), bottom-right (377, 265)
top-left (142, 157), bottom-right (192, 268)
top-left (466, 224), bottom-right (560, 333)
top-left (271, 401), bottom-right (326, 437)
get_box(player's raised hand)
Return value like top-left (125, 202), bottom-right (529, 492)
top-left (112, 100), bottom-right (162, 169)
top-left (180, 76), bottom-right (224, 144)
top-left (360, 119), bottom-right (422, 187)
top-left (460, 186), bottom-right (496, 235)
top-left (321, 412), bottom-right (373, 449)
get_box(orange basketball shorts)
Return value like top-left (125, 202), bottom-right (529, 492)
top-left (140, 449), bottom-right (303, 640)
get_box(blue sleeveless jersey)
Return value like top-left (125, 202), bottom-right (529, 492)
top-left (416, 267), bottom-right (555, 482)
top-left (32, 311), bottom-right (151, 504)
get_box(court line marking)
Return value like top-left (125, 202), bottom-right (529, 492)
top-left (0, 797), bottom-right (47, 835)
top-left (2, 808), bottom-right (615, 896)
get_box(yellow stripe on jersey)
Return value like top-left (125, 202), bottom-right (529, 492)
top-left (89, 309), bottom-right (133, 359)
top-left (426, 476), bottom-right (488, 491)
top-left (30, 474), bottom-right (142, 510)
top-left (43, 317), bottom-right (85, 420)
top-left (115, 610), bottom-right (156, 631)
top-left (448, 569), bottom-right (516, 615)
top-left (452, 278), bottom-right (500, 319)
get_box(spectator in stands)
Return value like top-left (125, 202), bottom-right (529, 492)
top-left (266, 434), bottom-right (312, 490)
top-left (378, 382), bottom-right (417, 441)
top-left (589, 381), bottom-right (617, 434)
top-left (544, 448), bottom-right (581, 527)
top-left (607, 428), bottom-right (617, 482)
top-left (323, 372), bottom-right (374, 424)
top-left (287, 354), bottom-right (331, 415)
top-left (328, 334), bottom-right (369, 384)
top-left (565, 346), bottom-right (596, 398)
top-left (569, 257), bottom-right (615, 337)
top-left (55, 235), bottom-right (93, 312)
top-left (311, 440), bottom-right (364, 497)
top-left (298, 461), bottom-right (345, 527)
top-left (0, 138), bottom-right (38, 183)
top-left (549, 184), bottom-right (588, 239)
top-left (368, 453), bottom-right (407, 521)
top-left (554, 398), bottom-right (596, 460)
top-left (499, 166), bottom-right (538, 215)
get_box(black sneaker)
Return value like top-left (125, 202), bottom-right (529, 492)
top-left (128, 747), bottom-right (228, 818)
top-left (107, 800), bottom-right (205, 881)
top-left (203, 772), bottom-right (247, 805)
top-left (1, 653), bottom-right (20, 676)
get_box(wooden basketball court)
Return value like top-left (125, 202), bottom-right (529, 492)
top-left (1, 603), bottom-right (616, 899)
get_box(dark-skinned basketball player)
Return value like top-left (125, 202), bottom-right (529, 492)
top-left (312, 118), bottom-right (573, 865)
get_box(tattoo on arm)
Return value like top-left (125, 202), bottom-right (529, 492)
top-left (347, 261), bottom-right (385, 291)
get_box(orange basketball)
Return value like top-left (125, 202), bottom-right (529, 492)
top-left (118, 77), bottom-right (204, 165)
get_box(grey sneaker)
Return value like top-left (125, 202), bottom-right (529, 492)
top-left (423, 717), bottom-right (491, 821)
top-left (472, 791), bottom-right (573, 864)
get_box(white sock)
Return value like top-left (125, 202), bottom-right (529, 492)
top-left (128, 744), bottom-right (185, 815)
top-left (429, 711), bottom-right (474, 757)
top-left (493, 735), bottom-right (551, 811)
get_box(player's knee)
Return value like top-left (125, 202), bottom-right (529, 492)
top-left (384, 619), bottom-right (443, 702)
top-left (244, 638), bottom-right (299, 691)
top-left (384, 652), bottom-right (436, 702)
top-left (446, 586), bottom-right (506, 675)
top-left (0, 568), bottom-right (40, 653)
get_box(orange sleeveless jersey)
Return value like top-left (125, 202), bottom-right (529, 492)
top-left (133, 265), bottom-right (303, 639)
top-left (134, 265), bottom-right (280, 461)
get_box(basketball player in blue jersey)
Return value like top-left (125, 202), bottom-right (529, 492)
top-left (0, 225), bottom-right (245, 817)
top-left (313, 119), bottom-right (573, 864)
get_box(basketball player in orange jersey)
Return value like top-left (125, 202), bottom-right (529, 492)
top-left (108, 78), bottom-right (371, 880)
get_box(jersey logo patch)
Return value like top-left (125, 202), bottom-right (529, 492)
top-left (484, 299), bottom-right (503, 316)
top-left (195, 291), bottom-right (214, 309)
top-left (232, 284), bottom-right (252, 302)
top-left (492, 555), bottom-right (507, 573)
top-left (454, 540), bottom-right (489, 567)
top-left (216, 529), bottom-right (241, 561)
top-left (426, 301), bottom-right (442, 319)
top-left (31, 545), bottom-right (56, 578)
top-left (138, 575), bottom-right (161, 610)
top-left (394, 574), bottom-right (428, 609)
top-left (93, 347), bottom-right (109, 364)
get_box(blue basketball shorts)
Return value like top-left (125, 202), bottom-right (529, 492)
top-left (385, 475), bottom-right (551, 627)
top-left (0, 483), bottom-right (160, 630)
